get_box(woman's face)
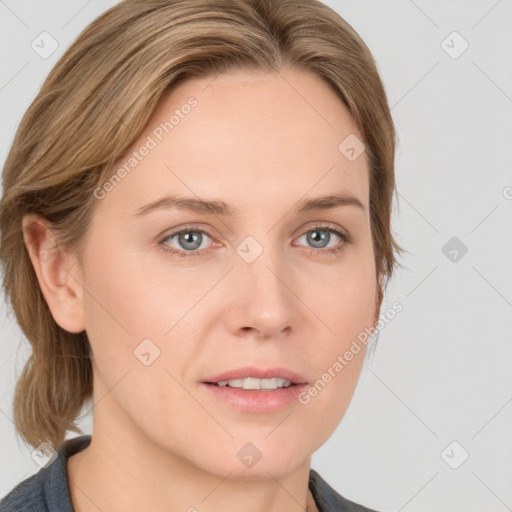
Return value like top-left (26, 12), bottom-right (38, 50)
top-left (73, 67), bottom-right (380, 478)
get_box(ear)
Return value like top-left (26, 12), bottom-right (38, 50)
top-left (21, 213), bottom-right (86, 333)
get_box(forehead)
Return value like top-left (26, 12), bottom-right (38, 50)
top-left (96, 67), bottom-right (369, 219)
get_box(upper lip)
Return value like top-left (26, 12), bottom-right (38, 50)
top-left (203, 366), bottom-right (308, 385)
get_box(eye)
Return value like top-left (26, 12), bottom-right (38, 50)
top-left (158, 223), bottom-right (352, 259)
top-left (293, 225), bottom-right (352, 256)
top-left (159, 226), bottom-right (215, 258)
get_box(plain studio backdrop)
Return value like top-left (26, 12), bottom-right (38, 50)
top-left (1, 1), bottom-right (511, 511)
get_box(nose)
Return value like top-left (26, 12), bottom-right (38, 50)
top-left (224, 246), bottom-right (296, 340)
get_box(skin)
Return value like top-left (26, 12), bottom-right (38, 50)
top-left (23, 66), bottom-right (382, 512)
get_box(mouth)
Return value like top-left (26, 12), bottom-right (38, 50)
top-left (202, 366), bottom-right (308, 390)
top-left (205, 377), bottom-right (299, 391)
top-left (201, 367), bottom-right (309, 412)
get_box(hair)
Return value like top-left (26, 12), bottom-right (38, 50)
top-left (0, 0), bottom-right (403, 452)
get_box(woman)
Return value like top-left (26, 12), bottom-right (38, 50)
top-left (0, 0), bottom-right (402, 510)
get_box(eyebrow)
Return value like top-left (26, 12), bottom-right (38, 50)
top-left (132, 193), bottom-right (365, 219)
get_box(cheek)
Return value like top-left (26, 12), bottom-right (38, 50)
top-left (84, 246), bottom-right (199, 342)
top-left (308, 253), bottom-right (377, 348)
top-left (81, 259), bottom-right (196, 435)
top-left (299, 254), bottom-right (376, 425)
top-left (81, 246), bottom-right (212, 414)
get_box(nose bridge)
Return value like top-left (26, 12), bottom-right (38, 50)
top-left (231, 233), bottom-right (294, 335)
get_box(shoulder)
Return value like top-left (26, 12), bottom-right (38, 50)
top-left (0, 435), bottom-right (92, 512)
top-left (0, 473), bottom-right (45, 512)
top-left (309, 468), bottom-right (380, 512)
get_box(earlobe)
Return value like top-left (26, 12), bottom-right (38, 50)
top-left (21, 213), bottom-right (86, 334)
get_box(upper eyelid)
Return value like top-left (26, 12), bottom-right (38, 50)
top-left (292, 222), bottom-right (349, 238)
top-left (161, 222), bottom-right (349, 246)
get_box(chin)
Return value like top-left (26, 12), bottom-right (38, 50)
top-left (197, 446), bottom-right (309, 481)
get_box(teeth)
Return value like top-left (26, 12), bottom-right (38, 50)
top-left (216, 377), bottom-right (292, 390)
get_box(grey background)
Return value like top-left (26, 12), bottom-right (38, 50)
top-left (1, 1), bottom-right (511, 511)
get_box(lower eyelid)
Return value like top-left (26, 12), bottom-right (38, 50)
top-left (293, 229), bottom-right (348, 251)
top-left (160, 225), bottom-right (350, 256)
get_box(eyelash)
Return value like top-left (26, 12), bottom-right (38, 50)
top-left (158, 224), bottom-right (353, 259)
top-left (158, 225), bottom-right (353, 258)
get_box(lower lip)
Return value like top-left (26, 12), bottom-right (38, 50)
top-left (201, 383), bottom-right (309, 413)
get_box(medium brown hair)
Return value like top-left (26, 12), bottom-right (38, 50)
top-left (0, 0), bottom-right (402, 451)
